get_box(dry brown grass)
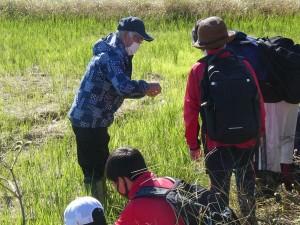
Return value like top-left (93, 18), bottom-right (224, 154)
top-left (256, 186), bottom-right (300, 224)
top-left (253, 151), bottom-right (300, 224)
top-left (0, 0), bottom-right (299, 18)
top-left (0, 74), bottom-right (77, 151)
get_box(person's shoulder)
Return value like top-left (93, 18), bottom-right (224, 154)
top-left (93, 33), bottom-right (124, 57)
top-left (193, 61), bottom-right (204, 68)
top-left (189, 61), bottom-right (205, 76)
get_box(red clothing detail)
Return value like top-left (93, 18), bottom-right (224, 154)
top-left (184, 49), bottom-right (266, 151)
top-left (114, 171), bottom-right (185, 225)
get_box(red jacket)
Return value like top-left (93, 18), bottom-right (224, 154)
top-left (184, 49), bottom-right (266, 151)
top-left (114, 171), bottom-right (185, 225)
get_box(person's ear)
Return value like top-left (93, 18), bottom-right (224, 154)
top-left (118, 31), bottom-right (126, 46)
top-left (115, 177), bottom-right (126, 195)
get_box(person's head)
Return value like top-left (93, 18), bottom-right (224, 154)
top-left (116, 16), bottom-right (154, 55)
top-left (192, 16), bottom-right (235, 50)
top-left (64, 196), bottom-right (107, 225)
top-left (105, 147), bottom-right (147, 197)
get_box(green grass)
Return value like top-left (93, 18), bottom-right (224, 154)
top-left (1, 1), bottom-right (300, 224)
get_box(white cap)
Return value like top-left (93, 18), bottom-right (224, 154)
top-left (64, 196), bottom-right (104, 225)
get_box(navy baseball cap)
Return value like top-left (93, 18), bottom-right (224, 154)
top-left (117, 16), bottom-right (154, 42)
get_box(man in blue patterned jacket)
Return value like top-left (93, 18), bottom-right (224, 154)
top-left (68, 16), bottom-right (161, 203)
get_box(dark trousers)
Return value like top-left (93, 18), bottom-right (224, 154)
top-left (72, 126), bottom-right (110, 181)
top-left (205, 146), bottom-right (256, 221)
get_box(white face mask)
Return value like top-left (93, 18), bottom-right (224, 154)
top-left (125, 33), bottom-right (141, 55)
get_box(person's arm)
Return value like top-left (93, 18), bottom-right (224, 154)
top-left (105, 54), bottom-right (160, 98)
top-left (184, 64), bottom-right (204, 154)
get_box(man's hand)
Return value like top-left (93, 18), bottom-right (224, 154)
top-left (145, 83), bottom-right (161, 97)
top-left (189, 148), bottom-right (202, 161)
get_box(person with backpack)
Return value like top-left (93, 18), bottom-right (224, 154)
top-left (105, 146), bottom-right (185, 225)
top-left (105, 147), bottom-right (239, 225)
top-left (68, 16), bottom-right (161, 203)
top-left (224, 30), bottom-right (300, 192)
top-left (255, 36), bottom-right (300, 191)
top-left (184, 17), bottom-right (265, 225)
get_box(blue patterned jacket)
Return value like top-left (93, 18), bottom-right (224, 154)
top-left (68, 33), bottom-right (149, 128)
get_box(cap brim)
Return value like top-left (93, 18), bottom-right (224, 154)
top-left (137, 31), bottom-right (154, 42)
top-left (193, 30), bottom-right (236, 50)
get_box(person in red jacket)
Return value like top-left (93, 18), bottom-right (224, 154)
top-left (184, 17), bottom-right (265, 225)
top-left (105, 147), bottom-right (185, 225)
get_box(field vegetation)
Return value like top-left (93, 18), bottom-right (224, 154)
top-left (0, 0), bottom-right (300, 224)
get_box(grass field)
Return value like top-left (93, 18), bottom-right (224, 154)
top-left (0, 0), bottom-right (300, 224)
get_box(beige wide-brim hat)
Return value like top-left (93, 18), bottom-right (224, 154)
top-left (192, 16), bottom-right (236, 50)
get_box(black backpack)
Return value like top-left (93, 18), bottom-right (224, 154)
top-left (256, 36), bottom-right (300, 104)
top-left (226, 32), bottom-right (300, 104)
top-left (133, 177), bottom-right (240, 225)
top-left (199, 49), bottom-right (261, 144)
top-left (226, 31), bottom-right (284, 103)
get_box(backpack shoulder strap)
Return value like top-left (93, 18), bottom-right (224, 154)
top-left (133, 176), bottom-right (178, 199)
top-left (133, 186), bottom-right (170, 199)
top-left (197, 54), bottom-right (211, 63)
top-left (164, 176), bottom-right (181, 186)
